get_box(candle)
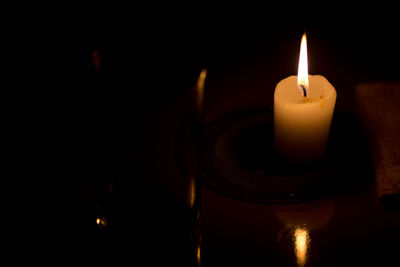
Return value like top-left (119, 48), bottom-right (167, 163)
top-left (274, 33), bottom-right (336, 163)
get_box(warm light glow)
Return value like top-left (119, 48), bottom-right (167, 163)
top-left (297, 33), bottom-right (309, 96)
top-left (188, 175), bottom-right (196, 208)
top-left (96, 216), bottom-right (108, 229)
top-left (196, 68), bottom-right (207, 113)
top-left (294, 227), bottom-right (310, 267)
top-left (196, 244), bottom-right (201, 265)
top-left (196, 236), bottom-right (202, 267)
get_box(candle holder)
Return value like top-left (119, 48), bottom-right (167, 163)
top-left (202, 108), bottom-right (359, 204)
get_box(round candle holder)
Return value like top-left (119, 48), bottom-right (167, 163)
top-left (203, 108), bottom-right (338, 204)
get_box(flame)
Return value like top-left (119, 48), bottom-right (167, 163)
top-left (297, 33), bottom-right (309, 96)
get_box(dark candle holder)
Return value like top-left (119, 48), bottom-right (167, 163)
top-left (202, 108), bottom-right (365, 204)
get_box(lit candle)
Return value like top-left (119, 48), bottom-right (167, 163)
top-left (274, 33), bottom-right (336, 162)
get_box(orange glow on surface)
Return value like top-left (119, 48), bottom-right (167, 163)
top-left (96, 217), bottom-right (108, 229)
top-left (188, 175), bottom-right (196, 208)
top-left (196, 236), bottom-right (202, 267)
top-left (196, 68), bottom-right (207, 113)
top-left (294, 227), bottom-right (310, 267)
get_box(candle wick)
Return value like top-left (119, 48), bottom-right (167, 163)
top-left (300, 85), bottom-right (307, 97)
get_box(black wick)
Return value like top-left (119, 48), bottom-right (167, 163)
top-left (300, 84), bottom-right (307, 97)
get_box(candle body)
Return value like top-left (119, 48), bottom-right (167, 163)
top-left (274, 75), bottom-right (336, 162)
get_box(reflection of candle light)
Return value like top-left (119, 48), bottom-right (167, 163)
top-left (96, 216), bottom-right (108, 229)
top-left (196, 236), bottom-right (202, 267)
top-left (294, 227), bottom-right (310, 267)
top-left (196, 243), bottom-right (201, 266)
top-left (195, 68), bottom-right (207, 114)
top-left (188, 175), bottom-right (196, 208)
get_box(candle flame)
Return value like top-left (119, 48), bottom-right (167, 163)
top-left (297, 33), bottom-right (309, 96)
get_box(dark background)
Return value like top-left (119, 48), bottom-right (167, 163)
top-left (78, 9), bottom-right (400, 265)
top-left (84, 11), bottom-right (399, 162)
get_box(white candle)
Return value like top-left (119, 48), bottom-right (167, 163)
top-left (274, 34), bottom-right (336, 162)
